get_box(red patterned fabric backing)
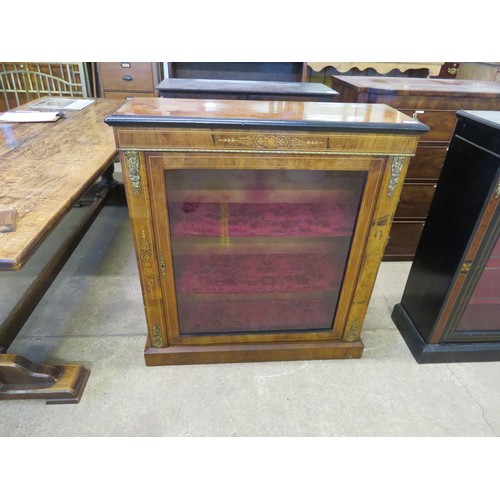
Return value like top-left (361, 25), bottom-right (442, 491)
top-left (174, 253), bottom-right (342, 294)
top-left (169, 201), bottom-right (356, 238)
top-left (177, 296), bottom-right (337, 333)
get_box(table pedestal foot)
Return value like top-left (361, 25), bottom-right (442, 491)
top-left (0, 354), bottom-right (90, 404)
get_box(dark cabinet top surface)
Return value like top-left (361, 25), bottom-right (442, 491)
top-left (331, 76), bottom-right (500, 97)
top-left (157, 78), bottom-right (337, 97)
top-left (458, 110), bottom-right (500, 130)
top-left (105, 97), bottom-right (429, 133)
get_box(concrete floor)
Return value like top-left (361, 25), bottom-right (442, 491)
top-left (1, 202), bottom-right (500, 437)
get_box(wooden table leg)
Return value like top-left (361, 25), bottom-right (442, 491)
top-left (0, 354), bottom-right (90, 404)
top-left (0, 184), bottom-right (113, 404)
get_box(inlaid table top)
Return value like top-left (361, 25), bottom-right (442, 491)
top-left (0, 98), bottom-right (120, 270)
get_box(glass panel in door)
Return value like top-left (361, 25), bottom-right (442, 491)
top-left (164, 169), bottom-right (366, 335)
top-left (456, 235), bottom-right (500, 332)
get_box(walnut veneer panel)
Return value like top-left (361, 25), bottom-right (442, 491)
top-left (106, 98), bottom-right (427, 364)
top-left (0, 98), bottom-right (119, 270)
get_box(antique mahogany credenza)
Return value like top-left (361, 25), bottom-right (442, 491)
top-left (105, 98), bottom-right (428, 365)
top-left (330, 76), bottom-right (500, 261)
top-left (393, 110), bottom-right (500, 363)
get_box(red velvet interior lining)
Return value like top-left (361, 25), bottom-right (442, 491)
top-left (169, 201), bottom-right (356, 238)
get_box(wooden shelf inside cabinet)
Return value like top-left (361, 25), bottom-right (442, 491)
top-left (330, 76), bottom-right (500, 260)
top-left (105, 97), bottom-right (427, 365)
top-left (393, 110), bottom-right (500, 363)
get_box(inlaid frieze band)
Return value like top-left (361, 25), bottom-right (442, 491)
top-left (217, 134), bottom-right (324, 150)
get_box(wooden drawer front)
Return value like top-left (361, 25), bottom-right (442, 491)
top-left (406, 146), bottom-right (448, 180)
top-left (394, 183), bottom-right (436, 219)
top-left (103, 91), bottom-right (156, 100)
top-left (400, 110), bottom-right (457, 142)
top-left (99, 62), bottom-right (156, 92)
top-left (384, 221), bottom-right (425, 260)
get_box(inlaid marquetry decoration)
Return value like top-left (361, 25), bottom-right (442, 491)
top-left (152, 325), bottom-right (164, 348)
top-left (218, 134), bottom-right (323, 150)
top-left (124, 150), bottom-right (141, 195)
top-left (159, 253), bottom-right (166, 277)
top-left (21, 141), bottom-right (61, 159)
top-left (388, 156), bottom-right (406, 197)
top-left (460, 261), bottom-right (473, 274)
top-left (140, 226), bottom-right (156, 298)
top-left (346, 319), bottom-right (360, 342)
top-left (373, 214), bottom-right (390, 241)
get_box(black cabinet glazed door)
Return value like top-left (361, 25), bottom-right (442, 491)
top-left (392, 110), bottom-right (500, 362)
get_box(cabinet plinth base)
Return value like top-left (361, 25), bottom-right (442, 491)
top-left (0, 354), bottom-right (90, 404)
top-left (144, 340), bottom-right (364, 366)
top-left (392, 304), bottom-right (500, 364)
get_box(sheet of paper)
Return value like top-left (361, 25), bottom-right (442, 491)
top-left (63, 99), bottom-right (95, 110)
top-left (29, 98), bottom-right (95, 110)
top-left (0, 111), bottom-right (62, 123)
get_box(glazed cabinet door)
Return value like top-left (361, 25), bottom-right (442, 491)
top-left (146, 152), bottom-right (386, 346)
top-left (455, 232), bottom-right (500, 337)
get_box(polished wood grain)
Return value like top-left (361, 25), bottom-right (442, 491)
top-left (0, 354), bottom-right (90, 404)
top-left (331, 76), bottom-right (500, 260)
top-left (0, 98), bottom-right (120, 270)
top-left (156, 78), bottom-right (338, 101)
top-left (384, 222), bottom-right (425, 261)
top-left (108, 98), bottom-right (426, 365)
top-left (96, 62), bottom-right (162, 98)
top-left (394, 183), bottom-right (437, 219)
top-left (331, 76), bottom-right (500, 96)
top-left (1, 98), bottom-right (120, 404)
top-left (107, 97), bottom-right (427, 132)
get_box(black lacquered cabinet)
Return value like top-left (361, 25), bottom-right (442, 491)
top-left (392, 110), bottom-right (500, 363)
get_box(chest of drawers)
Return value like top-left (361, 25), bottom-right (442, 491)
top-left (95, 62), bottom-right (163, 99)
top-left (331, 76), bottom-right (500, 260)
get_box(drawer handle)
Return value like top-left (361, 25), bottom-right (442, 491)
top-left (412, 110), bottom-right (425, 120)
top-left (122, 75), bottom-right (134, 81)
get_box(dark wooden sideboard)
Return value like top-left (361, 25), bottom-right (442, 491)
top-left (392, 110), bottom-right (500, 362)
top-left (105, 98), bottom-right (427, 365)
top-left (156, 78), bottom-right (338, 101)
top-left (330, 76), bottom-right (500, 260)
